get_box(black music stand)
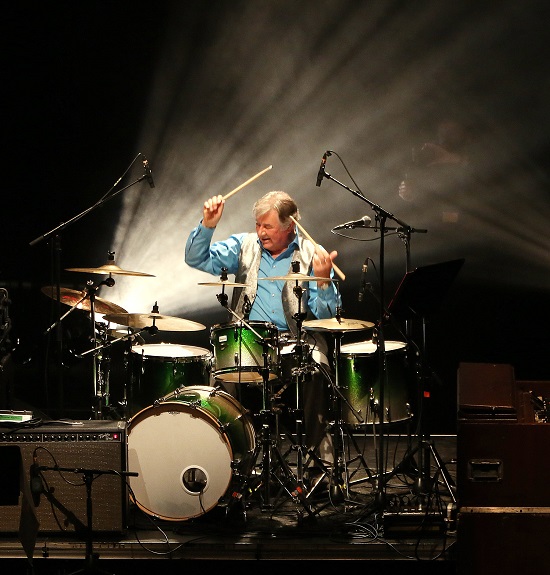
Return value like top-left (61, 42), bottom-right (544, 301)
top-left (386, 258), bottom-right (464, 501)
top-left (387, 258), bottom-right (465, 322)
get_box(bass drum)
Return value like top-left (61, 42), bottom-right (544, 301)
top-left (127, 385), bottom-right (255, 521)
top-left (210, 321), bottom-right (279, 383)
top-left (338, 340), bottom-right (412, 426)
top-left (129, 343), bottom-right (212, 417)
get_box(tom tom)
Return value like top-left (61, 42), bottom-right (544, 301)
top-left (338, 340), bottom-right (411, 426)
top-left (210, 321), bottom-right (279, 383)
top-left (130, 343), bottom-right (212, 416)
top-left (127, 385), bottom-right (255, 521)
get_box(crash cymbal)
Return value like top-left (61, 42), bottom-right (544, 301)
top-left (65, 263), bottom-right (155, 277)
top-left (41, 286), bottom-right (128, 315)
top-left (258, 273), bottom-right (334, 282)
top-left (102, 312), bottom-right (206, 332)
top-left (198, 280), bottom-right (250, 287)
top-left (303, 317), bottom-right (375, 332)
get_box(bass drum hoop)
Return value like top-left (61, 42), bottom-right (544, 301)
top-left (127, 398), bottom-right (238, 521)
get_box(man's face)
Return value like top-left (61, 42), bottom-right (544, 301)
top-left (255, 209), bottom-right (295, 256)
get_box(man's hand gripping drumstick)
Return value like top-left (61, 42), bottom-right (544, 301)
top-left (290, 215), bottom-right (345, 281)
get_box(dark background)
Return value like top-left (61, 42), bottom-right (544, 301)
top-left (2, 1), bottom-right (550, 432)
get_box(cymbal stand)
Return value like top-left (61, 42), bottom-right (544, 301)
top-left (285, 275), bottom-right (331, 501)
top-left (325, 348), bottom-right (376, 492)
top-left (214, 272), bottom-right (314, 518)
top-left (44, 278), bottom-right (117, 420)
top-left (225, 331), bottom-right (315, 517)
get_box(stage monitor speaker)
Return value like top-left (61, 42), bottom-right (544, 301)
top-left (0, 420), bottom-right (127, 533)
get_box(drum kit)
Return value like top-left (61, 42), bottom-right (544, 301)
top-left (43, 258), bottom-right (413, 521)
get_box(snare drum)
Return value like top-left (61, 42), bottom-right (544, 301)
top-left (210, 321), bottom-right (279, 383)
top-left (130, 343), bottom-right (212, 416)
top-left (127, 385), bottom-right (255, 521)
top-left (338, 340), bottom-right (411, 426)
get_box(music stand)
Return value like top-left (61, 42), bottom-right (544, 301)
top-left (387, 258), bottom-right (465, 321)
top-left (386, 258), bottom-right (464, 500)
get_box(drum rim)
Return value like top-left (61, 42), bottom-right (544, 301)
top-left (127, 401), bottom-right (234, 521)
top-left (340, 340), bottom-right (407, 356)
top-left (210, 320), bottom-right (278, 331)
top-left (131, 342), bottom-right (212, 360)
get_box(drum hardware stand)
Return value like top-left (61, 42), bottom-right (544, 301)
top-left (214, 268), bottom-right (315, 519)
top-left (225, 338), bottom-right (316, 519)
top-left (79, 323), bottom-right (156, 421)
top-left (44, 279), bottom-right (117, 421)
top-left (281, 269), bottom-right (334, 503)
top-left (379, 260), bottom-right (464, 509)
top-left (326, 316), bottom-right (361, 503)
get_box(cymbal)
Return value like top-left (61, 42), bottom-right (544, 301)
top-left (41, 286), bottom-right (128, 315)
top-left (258, 273), bottom-right (333, 282)
top-left (303, 317), bottom-right (375, 332)
top-left (102, 312), bottom-right (206, 332)
top-left (65, 263), bottom-right (155, 277)
top-left (198, 280), bottom-right (249, 287)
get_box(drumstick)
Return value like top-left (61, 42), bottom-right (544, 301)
top-left (289, 215), bottom-right (346, 281)
top-left (222, 165), bottom-right (273, 201)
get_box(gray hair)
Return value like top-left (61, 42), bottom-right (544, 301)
top-left (252, 191), bottom-right (300, 229)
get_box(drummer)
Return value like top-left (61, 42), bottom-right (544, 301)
top-left (185, 190), bottom-right (341, 474)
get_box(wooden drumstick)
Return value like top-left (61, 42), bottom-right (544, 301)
top-left (222, 165), bottom-right (273, 201)
top-left (289, 215), bottom-right (346, 281)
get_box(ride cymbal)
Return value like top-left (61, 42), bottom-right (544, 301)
top-left (41, 286), bottom-right (128, 315)
top-left (258, 273), bottom-right (334, 282)
top-left (102, 312), bottom-right (206, 332)
top-left (65, 263), bottom-right (154, 277)
top-left (303, 317), bottom-right (375, 332)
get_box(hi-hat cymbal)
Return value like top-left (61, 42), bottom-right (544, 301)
top-left (198, 280), bottom-right (250, 287)
top-left (41, 286), bottom-right (128, 315)
top-left (258, 273), bottom-right (334, 282)
top-left (65, 263), bottom-right (154, 277)
top-left (102, 312), bottom-right (206, 332)
top-left (303, 317), bottom-right (375, 332)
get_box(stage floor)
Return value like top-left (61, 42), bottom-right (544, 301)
top-left (0, 429), bottom-right (458, 574)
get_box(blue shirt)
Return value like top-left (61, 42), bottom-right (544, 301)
top-left (185, 223), bottom-right (340, 331)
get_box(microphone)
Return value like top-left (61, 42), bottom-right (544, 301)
top-left (142, 157), bottom-right (155, 188)
top-left (358, 257), bottom-right (369, 302)
top-left (333, 215), bottom-right (372, 230)
top-left (315, 151), bottom-right (329, 187)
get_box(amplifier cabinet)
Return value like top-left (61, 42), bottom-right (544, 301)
top-left (457, 421), bottom-right (550, 508)
top-left (458, 508), bottom-right (550, 575)
top-left (0, 420), bottom-right (127, 533)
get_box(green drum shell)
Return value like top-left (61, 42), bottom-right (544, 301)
top-left (210, 321), bottom-right (279, 383)
top-left (338, 340), bottom-right (411, 426)
top-left (158, 385), bottom-right (256, 472)
top-left (130, 343), bottom-right (212, 417)
top-left (127, 385), bottom-right (256, 521)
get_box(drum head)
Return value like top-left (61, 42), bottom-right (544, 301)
top-left (127, 402), bottom-right (233, 521)
top-left (131, 343), bottom-right (211, 360)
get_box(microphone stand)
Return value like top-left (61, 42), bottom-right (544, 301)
top-left (324, 168), bottom-right (423, 507)
top-left (28, 153), bottom-right (152, 419)
top-left (36, 464), bottom-right (138, 575)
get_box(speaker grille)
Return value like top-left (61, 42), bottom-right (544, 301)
top-left (0, 420), bottom-right (127, 533)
